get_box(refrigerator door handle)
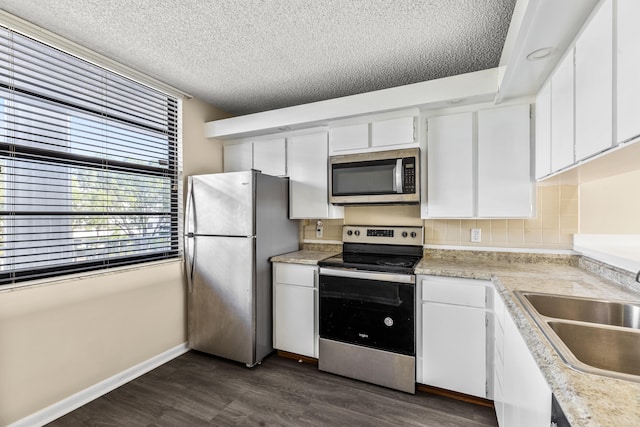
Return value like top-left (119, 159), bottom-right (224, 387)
top-left (185, 178), bottom-right (196, 293)
top-left (185, 178), bottom-right (196, 234)
top-left (185, 235), bottom-right (196, 294)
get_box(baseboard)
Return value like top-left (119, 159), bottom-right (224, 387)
top-left (417, 384), bottom-right (494, 408)
top-left (276, 350), bottom-right (319, 366)
top-left (9, 342), bottom-right (190, 427)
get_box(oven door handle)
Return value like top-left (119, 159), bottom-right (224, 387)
top-left (319, 267), bottom-right (415, 284)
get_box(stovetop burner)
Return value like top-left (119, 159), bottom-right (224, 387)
top-left (318, 225), bottom-right (424, 274)
top-left (376, 258), bottom-right (415, 268)
top-left (319, 252), bottom-right (422, 274)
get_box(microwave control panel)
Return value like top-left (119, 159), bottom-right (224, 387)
top-left (403, 157), bottom-right (416, 193)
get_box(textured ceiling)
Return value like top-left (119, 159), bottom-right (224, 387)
top-left (0, 0), bottom-right (516, 116)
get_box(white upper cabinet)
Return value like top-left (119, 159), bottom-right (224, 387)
top-left (371, 116), bottom-right (416, 147)
top-left (575, 0), bottom-right (613, 161)
top-left (223, 142), bottom-right (252, 173)
top-left (224, 138), bottom-right (286, 176)
top-left (253, 138), bottom-right (286, 176)
top-left (427, 112), bottom-right (474, 217)
top-left (535, 82), bottom-right (551, 180)
top-left (477, 105), bottom-right (532, 218)
top-left (288, 132), bottom-right (344, 219)
top-left (551, 49), bottom-right (575, 172)
top-left (425, 104), bottom-right (532, 219)
top-left (330, 123), bottom-right (369, 152)
top-left (616, 0), bottom-right (640, 144)
top-left (329, 112), bottom-right (418, 154)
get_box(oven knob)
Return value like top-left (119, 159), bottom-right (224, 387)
top-left (347, 230), bottom-right (353, 236)
top-left (410, 232), bottom-right (417, 238)
top-left (354, 230), bottom-right (360, 236)
top-left (402, 231), bottom-right (408, 238)
top-left (384, 317), bottom-right (394, 327)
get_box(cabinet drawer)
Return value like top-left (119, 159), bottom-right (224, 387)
top-left (421, 276), bottom-right (487, 307)
top-left (274, 263), bottom-right (316, 287)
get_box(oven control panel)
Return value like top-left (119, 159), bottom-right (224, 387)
top-left (343, 226), bottom-right (423, 245)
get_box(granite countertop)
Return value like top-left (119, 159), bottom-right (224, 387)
top-left (416, 254), bottom-right (640, 427)
top-left (270, 249), bottom-right (339, 265)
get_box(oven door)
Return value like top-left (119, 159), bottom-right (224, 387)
top-left (319, 268), bottom-right (415, 356)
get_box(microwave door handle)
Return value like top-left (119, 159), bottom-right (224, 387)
top-left (394, 159), bottom-right (403, 193)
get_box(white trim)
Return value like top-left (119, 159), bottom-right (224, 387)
top-left (0, 258), bottom-right (184, 294)
top-left (8, 343), bottom-right (190, 427)
top-left (0, 10), bottom-right (191, 99)
top-left (205, 68), bottom-right (500, 140)
top-left (423, 244), bottom-right (577, 255)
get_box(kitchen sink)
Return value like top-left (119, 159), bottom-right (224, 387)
top-left (521, 292), bottom-right (640, 329)
top-left (548, 321), bottom-right (640, 377)
top-left (514, 291), bottom-right (640, 382)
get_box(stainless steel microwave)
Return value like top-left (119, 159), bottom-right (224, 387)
top-left (329, 148), bottom-right (420, 205)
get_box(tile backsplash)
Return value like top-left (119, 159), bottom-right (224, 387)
top-left (424, 186), bottom-right (578, 249)
top-left (303, 185), bottom-right (579, 251)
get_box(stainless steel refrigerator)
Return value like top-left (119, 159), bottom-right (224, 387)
top-left (184, 171), bottom-right (298, 367)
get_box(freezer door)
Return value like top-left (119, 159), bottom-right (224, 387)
top-left (187, 172), bottom-right (254, 236)
top-left (188, 235), bottom-right (256, 364)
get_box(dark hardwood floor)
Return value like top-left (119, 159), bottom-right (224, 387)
top-left (47, 351), bottom-right (498, 426)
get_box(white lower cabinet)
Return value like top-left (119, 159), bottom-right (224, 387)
top-left (417, 275), bottom-right (490, 398)
top-left (493, 289), bottom-right (551, 427)
top-left (272, 263), bottom-right (318, 358)
top-left (417, 275), bottom-right (552, 426)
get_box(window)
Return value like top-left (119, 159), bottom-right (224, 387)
top-left (0, 27), bottom-right (179, 285)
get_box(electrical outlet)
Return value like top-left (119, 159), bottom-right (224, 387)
top-left (471, 228), bottom-right (481, 243)
top-left (316, 220), bottom-right (323, 238)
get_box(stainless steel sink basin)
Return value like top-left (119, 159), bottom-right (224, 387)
top-left (514, 291), bottom-right (640, 382)
top-left (522, 292), bottom-right (640, 329)
top-left (548, 321), bottom-right (640, 377)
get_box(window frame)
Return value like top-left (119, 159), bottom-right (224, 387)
top-left (0, 26), bottom-right (182, 287)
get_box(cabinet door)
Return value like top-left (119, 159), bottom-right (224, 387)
top-left (575, 0), bottom-right (613, 161)
top-left (421, 302), bottom-right (487, 398)
top-left (330, 123), bottom-right (369, 153)
top-left (274, 283), bottom-right (316, 358)
top-left (616, 0), bottom-right (640, 144)
top-left (502, 311), bottom-right (551, 427)
top-left (535, 82), bottom-right (551, 180)
top-left (426, 112), bottom-right (474, 217)
top-left (223, 142), bottom-right (252, 172)
top-left (371, 116), bottom-right (415, 147)
top-left (254, 138), bottom-right (286, 176)
top-left (551, 49), bottom-right (575, 172)
top-left (288, 132), bottom-right (343, 219)
top-left (477, 105), bottom-right (532, 218)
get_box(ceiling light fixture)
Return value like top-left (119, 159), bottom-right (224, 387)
top-left (447, 98), bottom-right (466, 105)
top-left (526, 47), bottom-right (555, 61)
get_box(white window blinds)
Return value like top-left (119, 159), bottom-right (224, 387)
top-left (0, 27), bottom-right (179, 285)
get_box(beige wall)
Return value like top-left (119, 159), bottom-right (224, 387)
top-left (0, 262), bottom-right (186, 425)
top-left (579, 169), bottom-right (640, 234)
top-left (304, 185), bottom-right (579, 250)
top-left (0, 96), bottom-right (227, 425)
top-left (182, 97), bottom-right (230, 183)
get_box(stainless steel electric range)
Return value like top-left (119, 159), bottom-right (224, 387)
top-left (318, 225), bottom-right (423, 394)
